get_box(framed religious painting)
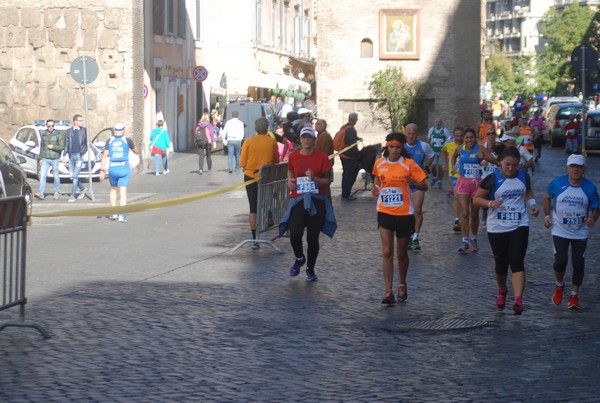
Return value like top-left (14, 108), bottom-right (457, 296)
top-left (379, 9), bottom-right (420, 60)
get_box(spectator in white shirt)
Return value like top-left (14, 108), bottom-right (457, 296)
top-left (221, 111), bottom-right (245, 173)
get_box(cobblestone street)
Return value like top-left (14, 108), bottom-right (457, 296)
top-left (2, 146), bottom-right (600, 402)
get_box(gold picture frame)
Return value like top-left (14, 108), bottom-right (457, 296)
top-left (379, 9), bottom-right (420, 60)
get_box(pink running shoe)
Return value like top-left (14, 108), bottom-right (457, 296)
top-left (397, 284), bottom-right (408, 302)
top-left (496, 287), bottom-right (508, 311)
top-left (512, 297), bottom-right (524, 315)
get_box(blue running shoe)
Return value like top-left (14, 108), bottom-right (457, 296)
top-left (290, 256), bottom-right (306, 277)
top-left (306, 267), bottom-right (318, 282)
top-left (430, 178), bottom-right (438, 187)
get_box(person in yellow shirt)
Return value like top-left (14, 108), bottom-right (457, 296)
top-left (240, 117), bottom-right (280, 248)
top-left (441, 127), bottom-right (465, 232)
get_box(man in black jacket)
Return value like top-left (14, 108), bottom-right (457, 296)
top-left (64, 114), bottom-right (88, 202)
top-left (340, 113), bottom-right (360, 201)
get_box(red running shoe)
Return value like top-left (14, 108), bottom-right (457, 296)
top-left (552, 286), bottom-right (564, 305)
top-left (568, 295), bottom-right (580, 310)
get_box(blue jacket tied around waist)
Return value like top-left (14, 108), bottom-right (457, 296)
top-left (279, 193), bottom-right (337, 238)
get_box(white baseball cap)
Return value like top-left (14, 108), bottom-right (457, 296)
top-left (567, 154), bottom-right (586, 166)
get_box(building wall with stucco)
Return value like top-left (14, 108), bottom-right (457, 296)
top-left (316, 0), bottom-right (483, 141)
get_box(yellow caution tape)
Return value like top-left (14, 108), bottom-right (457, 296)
top-left (31, 178), bottom-right (258, 218)
top-left (329, 140), bottom-right (363, 160)
top-left (31, 140), bottom-right (363, 219)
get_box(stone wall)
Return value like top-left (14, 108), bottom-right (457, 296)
top-left (0, 1), bottom-right (141, 144)
top-left (316, 0), bottom-right (483, 144)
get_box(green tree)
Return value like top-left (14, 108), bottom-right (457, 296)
top-left (486, 45), bottom-right (542, 100)
top-left (512, 55), bottom-right (539, 99)
top-left (485, 47), bottom-right (516, 98)
top-left (538, 1), bottom-right (596, 94)
top-left (368, 66), bottom-right (424, 132)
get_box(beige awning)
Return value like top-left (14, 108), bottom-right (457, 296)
top-left (247, 71), bottom-right (282, 90)
top-left (273, 73), bottom-right (311, 93)
top-left (234, 71), bottom-right (311, 93)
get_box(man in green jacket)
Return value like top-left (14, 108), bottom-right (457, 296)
top-left (35, 119), bottom-right (65, 200)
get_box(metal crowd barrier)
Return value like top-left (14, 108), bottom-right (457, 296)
top-left (0, 196), bottom-right (50, 339)
top-left (231, 162), bottom-right (289, 253)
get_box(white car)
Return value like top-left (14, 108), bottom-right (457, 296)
top-left (9, 120), bottom-right (110, 181)
top-left (541, 96), bottom-right (581, 118)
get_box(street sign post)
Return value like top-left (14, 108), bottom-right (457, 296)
top-left (70, 56), bottom-right (100, 200)
top-left (572, 45), bottom-right (599, 156)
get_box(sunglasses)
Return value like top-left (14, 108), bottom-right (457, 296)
top-left (47, 125), bottom-right (55, 128)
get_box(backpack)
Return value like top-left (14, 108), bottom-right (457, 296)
top-left (333, 123), bottom-right (351, 151)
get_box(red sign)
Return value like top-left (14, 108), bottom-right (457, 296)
top-left (143, 84), bottom-right (148, 99)
top-left (193, 66), bottom-right (209, 82)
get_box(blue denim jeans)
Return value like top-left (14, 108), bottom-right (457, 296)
top-left (154, 153), bottom-right (168, 173)
top-left (68, 153), bottom-right (85, 197)
top-left (227, 140), bottom-right (242, 171)
top-left (39, 158), bottom-right (61, 195)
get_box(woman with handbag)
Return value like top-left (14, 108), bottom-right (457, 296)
top-left (150, 120), bottom-right (171, 175)
top-left (196, 113), bottom-right (215, 175)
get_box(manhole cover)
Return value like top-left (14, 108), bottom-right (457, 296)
top-left (398, 318), bottom-right (490, 331)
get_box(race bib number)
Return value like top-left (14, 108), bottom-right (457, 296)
top-left (463, 163), bottom-right (482, 179)
top-left (497, 207), bottom-right (522, 222)
top-left (380, 187), bottom-right (404, 207)
top-left (432, 138), bottom-right (445, 147)
top-left (296, 176), bottom-right (318, 194)
top-left (483, 164), bottom-right (498, 175)
top-left (562, 211), bottom-right (585, 227)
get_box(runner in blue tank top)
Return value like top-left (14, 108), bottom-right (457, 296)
top-left (450, 127), bottom-right (497, 253)
top-left (403, 123), bottom-right (435, 251)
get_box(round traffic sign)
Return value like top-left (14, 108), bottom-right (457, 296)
top-left (193, 65), bottom-right (209, 82)
top-left (70, 56), bottom-right (99, 84)
top-left (571, 45), bottom-right (598, 72)
top-left (143, 84), bottom-right (148, 99)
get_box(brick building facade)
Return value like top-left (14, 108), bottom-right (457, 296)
top-left (316, 1), bottom-right (483, 139)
